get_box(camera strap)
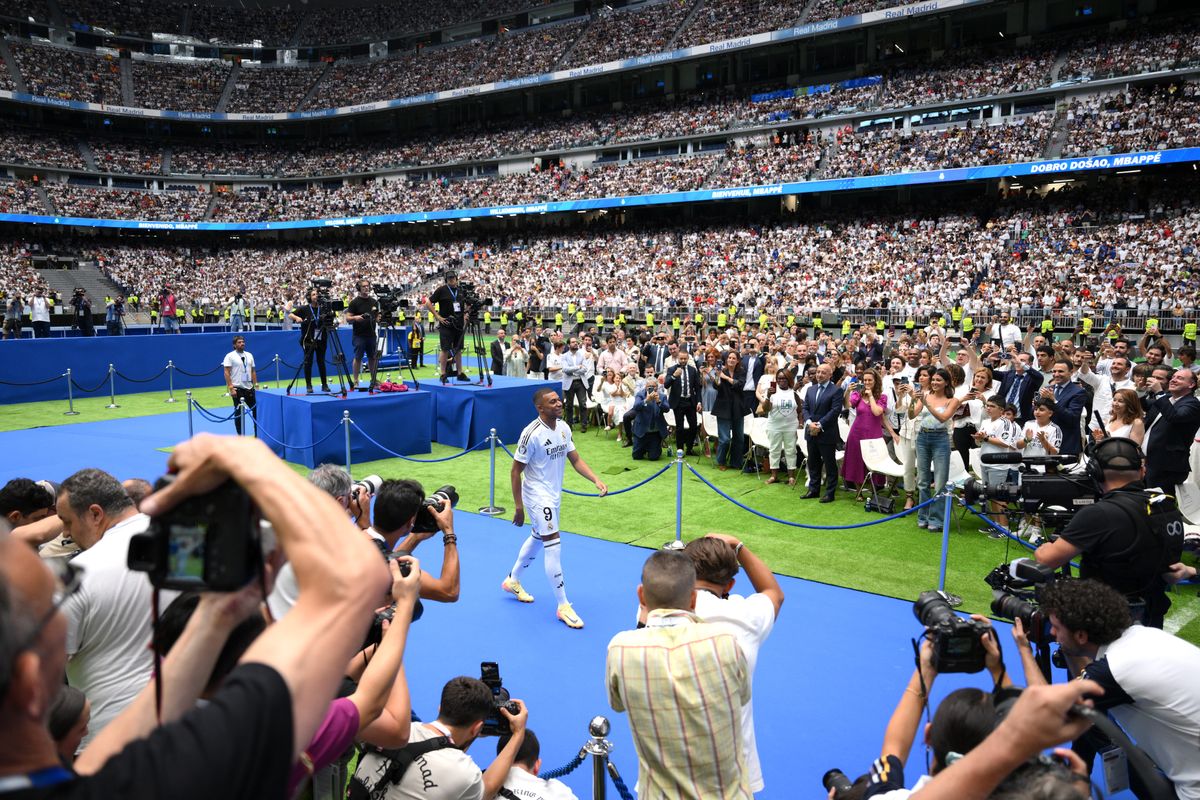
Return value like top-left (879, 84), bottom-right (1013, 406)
top-left (350, 737), bottom-right (454, 800)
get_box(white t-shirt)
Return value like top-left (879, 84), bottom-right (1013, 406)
top-left (694, 588), bottom-right (777, 793)
top-left (514, 417), bottom-right (575, 509)
top-left (30, 296), bottom-right (50, 323)
top-left (223, 349), bottom-right (256, 388)
top-left (501, 767), bottom-right (580, 800)
top-left (1021, 421), bottom-right (1062, 458)
top-left (63, 513), bottom-right (172, 748)
top-left (354, 723), bottom-right (483, 800)
top-left (979, 416), bottom-right (1021, 458)
top-left (765, 388), bottom-right (799, 433)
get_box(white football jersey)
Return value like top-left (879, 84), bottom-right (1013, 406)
top-left (514, 417), bottom-right (575, 507)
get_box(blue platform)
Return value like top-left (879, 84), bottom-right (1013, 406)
top-left (0, 329), bottom-right (357, 404)
top-left (409, 375), bottom-right (560, 448)
top-left (255, 387), bottom-right (433, 468)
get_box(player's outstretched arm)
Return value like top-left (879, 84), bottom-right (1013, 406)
top-left (567, 450), bottom-right (607, 496)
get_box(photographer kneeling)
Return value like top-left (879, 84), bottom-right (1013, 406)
top-left (1032, 437), bottom-right (1187, 629)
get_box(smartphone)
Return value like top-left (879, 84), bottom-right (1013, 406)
top-left (899, 376), bottom-right (910, 385)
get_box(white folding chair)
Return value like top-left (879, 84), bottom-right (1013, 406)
top-left (859, 438), bottom-right (905, 504)
top-left (969, 447), bottom-right (983, 478)
top-left (587, 375), bottom-right (603, 433)
top-left (748, 417), bottom-right (771, 478)
top-left (702, 411), bottom-right (720, 462)
top-left (742, 413), bottom-right (758, 473)
top-left (947, 450), bottom-right (971, 488)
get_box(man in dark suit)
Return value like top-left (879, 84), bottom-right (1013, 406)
top-left (801, 362), bottom-right (843, 502)
top-left (1143, 367), bottom-right (1200, 492)
top-left (624, 385), bottom-right (671, 461)
top-left (490, 328), bottom-right (509, 376)
top-left (641, 333), bottom-right (669, 375)
top-left (996, 352), bottom-right (1044, 424)
top-left (663, 349), bottom-right (701, 456)
top-left (1039, 359), bottom-right (1086, 455)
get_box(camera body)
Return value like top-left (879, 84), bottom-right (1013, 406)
top-left (962, 456), bottom-right (1097, 530)
top-left (479, 661), bottom-right (521, 737)
top-left (984, 561), bottom-right (1055, 646)
top-left (128, 477), bottom-right (268, 591)
top-left (352, 474), bottom-right (382, 503)
top-left (411, 485), bottom-right (458, 534)
top-left (913, 590), bottom-right (990, 673)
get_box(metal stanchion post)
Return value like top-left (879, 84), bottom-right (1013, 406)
top-left (238, 399), bottom-right (250, 436)
top-left (585, 717), bottom-right (612, 800)
top-left (478, 428), bottom-right (505, 515)
top-left (186, 391), bottom-right (194, 438)
top-left (937, 491), bottom-right (963, 606)
top-left (343, 411), bottom-right (352, 476)
top-left (165, 360), bottom-right (177, 403)
top-left (274, 354), bottom-right (280, 389)
top-left (63, 369), bottom-right (79, 416)
top-left (663, 449), bottom-right (685, 550)
top-left (105, 364), bottom-right (119, 409)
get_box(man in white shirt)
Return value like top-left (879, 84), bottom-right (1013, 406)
top-left (988, 314), bottom-right (1022, 349)
top-left (223, 335), bottom-right (258, 436)
top-left (56, 468), bottom-right (163, 748)
top-left (30, 287), bottom-right (51, 338)
top-left (684, 534), bottom-right (784, 794)
top-left (496, 730), bottom-right (579, 800)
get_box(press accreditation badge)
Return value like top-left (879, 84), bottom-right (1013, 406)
top-left (453, 302), bottom-right (462, 312)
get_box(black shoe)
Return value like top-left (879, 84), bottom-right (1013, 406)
top-left (801, 490), bottom-right (819, 499)
top-left (320, 385), bottom-right (331, 393)
top-left (456, 373), bottom-right (472, 382)
top-left (305, 385), bottom-right (313, 394)
top-left (440, 374), bottom-right (450, 384)
top-left (819, 495), bottom-right (835, 503)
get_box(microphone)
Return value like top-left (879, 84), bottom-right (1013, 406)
top-left (980, 451), bottom-right (1024, 464)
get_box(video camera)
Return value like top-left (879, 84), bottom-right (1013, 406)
top-left (984, 559), bottom-right (1057, 647)
top-left (307, 278), bottom-right (343, 330)
top-left (962, 452), bottom-right (1097, 529)
top-left (480, 661), bottom-right (521, 736)
top-left (411, 485), bottom-right (458, 534)
top-left (913, 590), bottom-right (991, 673)
top-left (456, 281), bottom-right (492, 323)
top-left (128, 476), bottom-right (271, 592)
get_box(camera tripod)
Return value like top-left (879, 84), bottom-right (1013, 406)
top-left (287, 316), bottom-right (352, 397)
top-left (446, 316), bottom-right (492, 386)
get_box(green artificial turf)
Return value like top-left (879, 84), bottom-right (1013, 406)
top-left (4, 366), bottom-right (1198, 644)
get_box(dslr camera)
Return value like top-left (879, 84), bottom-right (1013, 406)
top-left (128, 476), bottom-right (271, 591)
top-left (984, 559), bottom-right (1057, 647)
top-left (912, 590), bottom-right (990, 673)
top-left (479, 661), bottom-right (521, 736)
top-left (411, 485), bottom-right (458, 534)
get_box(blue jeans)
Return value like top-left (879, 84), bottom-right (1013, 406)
top-left (715, 414), bottom-right (744, 467)
top-left (231, 314), bottom-right (244, 332)
top-left (915, 429), bottom-right (951, 528)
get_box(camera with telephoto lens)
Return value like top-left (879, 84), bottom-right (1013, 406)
top-left (984, 559), bottom-right (1057, 647)
top-left (411, 485), bottom-right (458, 534)
top-left (352, 474), bottom-right (382, 503)
top-left (479, 661), bottom-right (521, 737)
top-left (128, 476), bottom-right (271, 591)
top-left (821, 768), bottom-right (865, 800)
top-left (361, 557), bottom-right (414, 650)
top-left (912, 590), bottom-right (990, 673)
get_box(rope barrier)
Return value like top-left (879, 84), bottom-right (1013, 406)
top-left (351, 422), bottom-right (490, 462)
top-left (190, 399), bottom-right (239, 423)
top-left (174, 364), bottom-right (223, 377)
top-left (539, 748), bottom-right (587, 781)
top-left (254, 418), bottom-right (345, 450)
top-left (70, 375), bottom-right (111, 394)
top-left (607, 760), bottom-right (636, 800)
top-left (959, 500), bottom-right (1082, 570)
top-left (496, 439), bottom-right (674, 497)
top-left (277, 358), bottom-right (302, 370)
top-left (0, 372), bottom-right (66, 386)
top-left (685, 462), bottom-right (939, 529)
top-left (114, 365), bottom-right (170, 384)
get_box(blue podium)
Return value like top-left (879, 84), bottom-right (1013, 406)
top-left (255, 387), bottom-right (433, 468)
top-left (408, 375), bottom-right (560, 448)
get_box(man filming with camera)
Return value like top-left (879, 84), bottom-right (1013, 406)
top-left (346, 279), bottom-right (381, 391)
top-left (426, 271), bottom-right (472, 384)
top-left (289, 286), bottom-right (332, 394)
top-left (69, 288), bottom-right (94, 337)
top-left (1032, 437), bottom-right (1187, 629)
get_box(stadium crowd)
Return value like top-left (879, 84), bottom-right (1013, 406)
top-left (0, 178), bottom-right (44, 215)
top-left (562, 0), bottom-right (694, 68)
top-left (9, 42), bottom-right (121, 105)
top-left (44, 184), bottom-right (210, 221)
top-left (130, 58), bottom-right (232, 113)
top-left (224, 64), bottom-right (326, 115)
top-left (1062, 81), bottom-right (1200, 157)
top-left (675, 0), bottom-right (802, 49)
top-left (89, 139), bottom-right (163, 176)
top-left (0, 125), bottom-right (85, 171)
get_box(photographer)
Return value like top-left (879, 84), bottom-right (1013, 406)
top-left (159, 285), bottom-right (179, 334)
top-left (70, 289), bottom-right (94, 337)
top-left (426, 271), bottom-right (471, 384)
top-left (1033, 437), bottom-right (1186, 628)
top-left (1015, 579), bottom-right (1200, 800)
top-left (624, 382), bottom-right (670, 461)
top-left (351, 676), bottom-right (529, 800)
top-left (862, 622), bottom-right (1012, 798)
top-left (228, 291), bottom-right (247, 333)
top-left (289, 287), bottom-right (332, 394)
top-left (495, 730), bottom-right (579, 800)
top-left (104, 295), bottom-right (124, 337)
top-left (346, 279), bottom-right (380, 390)
top-left (0, 434), bottom-right (390, 800)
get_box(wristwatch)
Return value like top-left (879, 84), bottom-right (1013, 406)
top-left (734, 541), bottom-right (745, 556)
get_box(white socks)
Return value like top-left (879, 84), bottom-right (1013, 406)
top-left (543, 539), bottom-right (568, 606)
top-left (510, 534), bottom-right (542, 580)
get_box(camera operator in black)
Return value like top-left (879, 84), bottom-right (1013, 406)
top-left (289, 287), bottom-right (331, 394)
top-left (346, 280), bottom-right (380, 390)
top-left (70, 288), bottom-right (95, 337)
top-left (426, 271), bottom-right (471, 383)
top-left (1033, 436), bottom-right (1186, 629)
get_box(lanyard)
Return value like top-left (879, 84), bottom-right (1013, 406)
top-left (447, 286), bottom-right (458, 303)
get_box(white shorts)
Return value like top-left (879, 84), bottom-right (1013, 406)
top-left (530, 503), bottom-right (560, 539)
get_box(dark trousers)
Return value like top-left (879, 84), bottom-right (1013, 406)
top-left (806, 439), bottom-right (839, 497)
top-left (564, 379), bottom-right (588, 429)
top-left (952, 425), bottom-right (976, 473)
top-left (1144, 467), bottom-right (1188, 494)
top-left (303, 337), bottom-right (328, 387)
top-left (673, 399), bottom-right (698, 452)
top-left (106, 320), bottom-right (122, 336)
top-left (32, 321), bottom-right (50, 338)
top-left (632, 432), bottom-right (664, 461)
top-left (231, 388), bottom-right (257, 436)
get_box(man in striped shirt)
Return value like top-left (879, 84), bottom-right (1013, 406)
top-left (605, 550), bottom-right (752, 800)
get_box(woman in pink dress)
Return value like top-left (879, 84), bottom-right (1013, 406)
top-left (842, 368), bottom-right (888, 489)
